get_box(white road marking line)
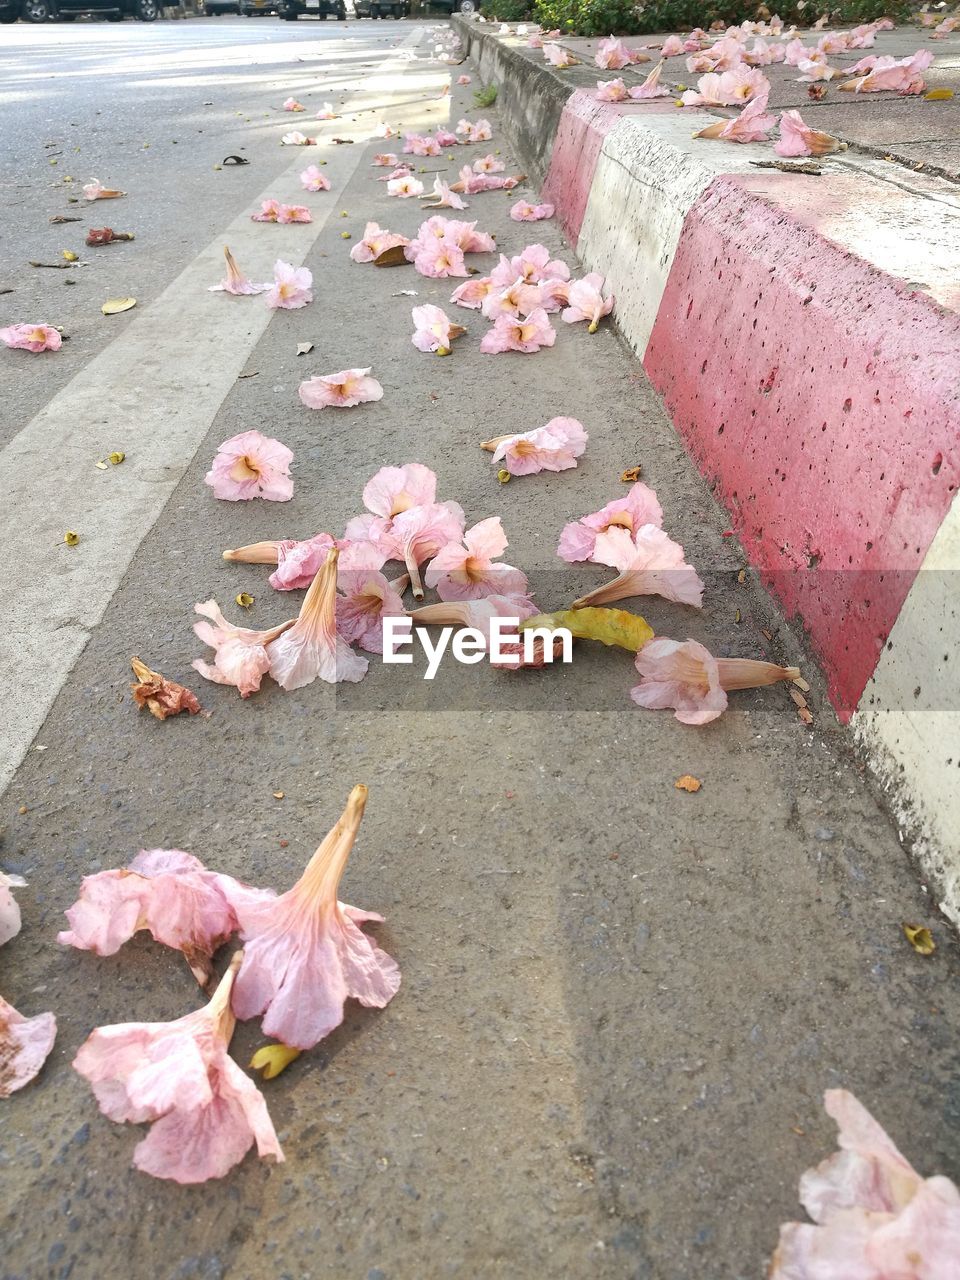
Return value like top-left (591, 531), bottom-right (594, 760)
top-left (0, 30), bottom-right (435, 796)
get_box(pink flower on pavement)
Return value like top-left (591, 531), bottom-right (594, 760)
top-left (492, 244), bottom-right (570, 287)
top-left (266, 547), bottom-right (369, 688)
top-left (783, 37), bottom-right (814, 65)
top-left (204, 430), bottom-right (293, 502)
top-left (231, 786), bottom-right (400, 1049)
top-left (628, 61), bottom-right (671, 98)
top-left (411, 303), bottom-right (466, 354)
top-left (457, 73), bottom-right (471, 84)
top-left (473, 153), bottom-right (505, 173)
top-left (693, 93), bottom-right (777, 144)
top-left (595, 35), bottom-right (634, 69)
top-left (770, 1089), bottom-right (960, 1277)
top-left (485, 417), bottom-right (587, 475)
top-left (537, 277), bottom-right (571, 312)
top-left (659, 34), bottom-right (686, 56)
top-left (411, 238), bottom-right (468, 279)
top-left (360, 462), bottom-right (438, 521)
top-left (0, 871), bottom-right (25, 947)
top-left (796, 57), bottom-right (839, 82)
top-left (574, 525), bottom-right (704, 609)
top-left (682, 65), bottom-right (769, 106)
top-left (557, 482), bottom-right (664, 563)
top-left (192, 599), bottom-right (295, 697)
top-left (316, 102), bottom-right (337, 119)
top-left (775, 109), bottom-right (844, 157)
top-left (336, 571), bottom-right (407, 653)
top-left (631, 638), bottom-right (727, 723)
top-left (424, 517), bottom-right (528, 601)
top-left (283, 96), bottom-right (305, 111)
top-left (265, 259), bottom-right (313, 310)
top-left (388, 175), bottom-right (425, 198)
top-left (378, 501), bottom-right (466, 599)
top-left (842, 49), bottom-right (933, 94)
top-left (422, 176), bottom-right (468, 210)
top-left (371, 152), bottom-right (399, 166)
top-left (272, 534), bottom-right (384, 590)
top-left (208, 246), bottom-right (269, 296)
top-left (742, 37), bottom-right (785, 66)
top-left (82, 178), bottom-right (124, 200)
top-left (403, 132), bottom-right (441, 156)
top-left (450, 276), bottom-right (494, 309)
top-left (410, 595), bottom-right (538, 642)
top-left (299, 367), bottom-right (384, 409)
top-left (480, 308), bottom-right (556, 355)
top-left (817, 31), bottom-right (851, 54)
top-left (481, 277), bottom-right (543, 320)
top-left (0, 996), bottom-right (56, 1097)
top-left (467, 118), bottom-right (493, 141)
top-left (0, 323), bottom-right (61, 353)
top-left (280, 131), bottom-right (316, 146)
top-left (350, 221), bottom-right (410, 263)
top-left (58, 848), bottom-right (271, 982)
top-left (510, 199), bottom-right (555, 222)
top-left (562, 273), bottom-right (614, 332)
top-left (300, 164), bottom-right (331, 191)
top-left (251, 199), bottom-right (312, 223)
top-left (73, 954), bottom-right (283, 1183)
top-left (434, 128), bottom-right (459, 147)
top-left (595, 78), bottom-right (630, 101)
top-left (543, 43), bottom-right (577, 68)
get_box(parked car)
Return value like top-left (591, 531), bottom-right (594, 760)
top-left (277, 0), bottom-right (346, 17)
top-left (423, 0), bottom-right (474, 11)
top-left (8, 0), bottom-right (159, 19)
top-left (353, 0), bottom-right (408, 15)
top-left (204, 0), bottom-right (241, 12)
top-left (240, 0), bottom-right (278, 12)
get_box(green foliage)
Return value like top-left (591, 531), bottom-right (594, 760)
top-left (479, 0), bottom-right (532, 19)
top-left (531, 0), bottom-right (910, 36)
top-left (474, 82), bottom-right (499, 105)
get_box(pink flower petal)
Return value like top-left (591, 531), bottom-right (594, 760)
top-left (204, 430), bottom-right (293, 502)
top-left (298, 367), bottom-right (383, 409)
top-left (0, 996), bottom-right (56, 1097)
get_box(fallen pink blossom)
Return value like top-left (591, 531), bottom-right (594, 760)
top-left (193, 599), bottom-right (295, 697)
top-left (403, 132), bottom-right (441, 157)
top-left (336, 570), bottom-right (408, 653)
top-left (349, 221), bottom-right (410, 263)
top-left (266, 547), bottom-right (368, 688)
top-left (371, 152), bottom-right (399, 166)
top-left (316, 102), bottom-right (337, 119)
top-left (0, 995), bottom-right (56, 1097)
top-left (82, 178), bottom-right (125, 201)
top-left (0, 872), bottom-right (25, 947)
top-left (300, 164), bottom-right (331, 192)
top-left (492, 244), bottom-right (569, 287)
top-left (74, 954), bottom-right (283, 1182)
top-left (783, 37), bottom-right (815, 65)
top-left (694, 93), bottom-right (777, 143)
top-left (422, 176), bottom-right (468, 210)
top-left (377, 500), bottom-right (465, 599)
top-left (682, 65), bottom-right (770, 106)
top-left (562, 272), bottom-right (614, 331)
top-left (251, 199), bottom-right (312, 223)
top-left (659, 35), bottom-right (686, 56)
top-left (775, 109), bottom-right (845, 156)
top-left (595, 35), bottom-right (635, 69)
top-left (0, 323), bottom-right (61, 353)
top-left (473, 154), bottom-right (505, 174)
top-left (537, 276), bottom-right (571, 312)
top-left (425, 517), bottom-right (528, 601)
top-left (481, 276), bottom-right (543, 320)
top-left (574, 525), bottom-right (704, 609)
top-left (796, 57), bottom-right (840, 82)
top-left (411, 303), bottom-right (466, 354)
top-left (232, 786), bottom-right (400, 1049)
top-left (543, 42), bottom-right (577, 68)
top-left (450, 276), bottom-right (494, 309)
top-left (510, 199), bottom-right (555, 222)
top-left (484, 417), bottom-right (587, 475)
top-left (595, 78), bottom-right (630, 101)
top-left (280, 131), bottom-right (316, 146)
top-left (409, 594), bottom-right (539, 643)
top-left (299, 367), bottom-right (383, 410)
top-left (628, 61), bottom-right (672, 99)
top-left (265, 259), bottom-right (313, 310)
top-left (457, 73), bottom-right (472, 84)
top-left (480, 308), bottom-right (556, 355)
top-left (208, 246), bottom-right (269, 296)
top-left (387, 175), bottom-right (425, 198)
top-left (841, 49), bottom-right (933, 94)
top-left (557, 483), bottom-right (664, 563)
top-left (283, 97), bottom-right (305, 111)
top-left (204, 430), bottom-right (293, 502)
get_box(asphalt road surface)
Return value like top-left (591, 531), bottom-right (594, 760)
top-left (1, 16), bottom-right (959, 1280)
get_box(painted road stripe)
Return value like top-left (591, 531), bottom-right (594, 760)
top-left (0, 30), bottom-right (434, 796)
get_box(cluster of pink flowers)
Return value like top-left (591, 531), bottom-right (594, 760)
top-left (1, 874), bottom-right (57, 1098)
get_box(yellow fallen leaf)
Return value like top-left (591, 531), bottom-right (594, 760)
top-left (620, 466), bottom-right (643, 482)
top-left (273, 790), bottom-right (285, 799)
top-left (64, 530), bottom-right (79, 546)
top-left (925, 88), bottom-right (954, 100)
top-left (108, 450), bottom-right (125, 465)
top-left (235, 592), bottom-right (254, 608)
top-left (675, 775), bottom-right (702, 793)
top-left (496, 468), bottom-right (511, 484)
top-left (250, 1044), bottom-right (301, 1079)
top-left (102, 297), bottom-right (137, 315)
top-left (62, 249), bottom-right (78, 262)
top-left (521, 607), bottom-right (653, 652)
top-left (902, 923), bottom-right (935, 956)
top-left (341, 232), bottom-right (352, 239)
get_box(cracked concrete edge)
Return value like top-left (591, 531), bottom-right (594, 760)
top-left (453, 13), bottom-right (960, 928)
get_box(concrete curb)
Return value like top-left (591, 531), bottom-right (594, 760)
top-left (455, 15), bottom-right (960, 923)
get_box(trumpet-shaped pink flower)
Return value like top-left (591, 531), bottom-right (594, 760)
top-left (412, 238), bottom-right (469, 279)
top-left (251, 199), bottom-right (312, 223)
top-left (265, 259), bottom-right (313, 310)
top-left (423, 176), bottom-right (468, 210)
top-left (492, 244), bottom-right (570, 286)
top-left (742, 37), bottom-right (785, 66)
top-left (449, 276), bottom-right (494, 309)
top-left (299, 367), bottom-right (383, 410)
top-left (797, 57), bottom-right (839, 82)
top-left (221, 535), bottom-right (384, 591)
top-left (628, 60), bottom-right (672, 98)
top-left (350, 221), bottom-right (410, 263)
top-left (480, 308), bottom-right (556, 355)
top-left (424, 517), bottom-right (528, 601)
top-left (0, 996), bottom-right (56, 1097)
top-left (204, 430), bottom-right (293, 502)
top-left (543, 42), bottom-right (577, 68)
top-left (361, 462), bottom-right (438, 520)
top-left (631, 637), bottom-right (728, 723)
top-left (557, 483), bottom-right (664, 563)
top-left (371, 152), bottom-right (399, 166)
top-left (783, 37), bottom-right (814, 65)
top-left (0, 871), bottom-right (25, 947)
top-left (467, 118), bottom-right (493, 141)
top-left (283, 97), bottom-right (305, 111)
top-left (510, 200), bottom-right (554, 222)
top-left (770, 1089), bottom-right (960, 1277)
top-left (817, 31), bottom-right (851, 54)
top-left (402, 132), bottom-right (441, 156)
top-left (410, 594), bottom-right (539, 644)
top-left (232, 786), bottom-right (400, 1049)
top-left (844, 49), bottom-right (933, 94)
top-left (660, 35), bottom-right (685, 56)
top-left (411, 303), bottom-right (466, 354)
top-left (537, 276), bottom-right (571, 312)
top-left (58, 848), bottom-right (271, 982)
top-left (693, 93), bottom-right (777, 143)
top-left (683, 65), bottom-right (769, 105)
top-left (208, 246), bottom-right (269, 295)
top-left (316, 102), bottom-right (337, 119)
top-left (266, 548), bottom-right (368, 688)
top-left (0, 323), bottom-right (61, 353)
top-left (487, 417), bottom-right (587, 475)
top-left (300, 164), bottom-right (331, 191)
top-left (336, 571), bottom-right (407, 653)
top-left (595, 35), bottom-right (635, 69)
top-left (775, 109), bottom-right (843, 156)
top-left (280, 130), bottom-right (315, 146)
top-left (407, 216), bottom-right (494, 258)
top-left (562, 272), bottom-right (614, 332)
top-left (254, 199), bottom-right (283, 222)
top-left (457, 73), bottom-right (471, 84)
top-left (577, 525), bottom-right (704, 608)
top-left (192, 599), bottom-right (295, 697)
top-left (595, 77), bottom-right (630, 101)
top-left (388, 175), bottom-right (425, 198)
top-left (453, 165), bottom-right (519, 194)
top-left (82, 178), bottom-right (124, 200)
top-left (481, 276), bottom-right (543, 320)
top-left (74, 955), bottom-right (283, 1183)
top-left (378, 501), bottom-right (466, 598)
top-left (435, 128), bottom-right (459, 147)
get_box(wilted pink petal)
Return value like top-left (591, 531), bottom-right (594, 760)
top-left (388, 175), bottom-right (424, 198)
top-left (486, 417), bottom-right (587, 474)
top-left (371, 152), bottom-right (399, 166)
top-left (842, 48), bottom-right (933, 94)
top-left (467, 118), bottom-right (493, 142)
top-left (208, 246), bottom-right (270, 296)
top-left (266, 548), bottom-right (368, 688)
top-left (412, 239), bottom-right (469, 279)
top-left (315, 102), bottom-right (337, 119)
top-left (577, 525), bottom-right (704, 608)
top-left (480, 308), bottom-right (556, 355)
top-left (492, 244), bottom-right (569, 287)
top-left (265, 259), bottom-right (313, 310)
top-left (403, 132), bottom-right (441, 157)
top-left (0, 996), bottom-right (56, 1097)
top-left (694, 93), bottom-right (777, 144)
top-left (775, 109), bottom-right (844, 156)
top-left (57, 848), bottom-right (271, 982)
top-left (595, 35), bottom-right (634, 69)
top-left (450, 276), bottom-right (494, 309)
top-left (192, 599), bottom-right (295, 698)
top-left (509, 200), bottom-right (555, 222)
top-left (0, 323), bottom-right (62, 353)
top-left (336, 571), bottom-right (407, 653)
top-left (300, 164), bottom-right (331, 192)
top-left (423, 175), bottom-right (468, 210)
top-left (595, 77), bottom-right (630, 101)
top-left (252, 198), bottom-right (281, 223)
top-left (562, 272), bottom-right (614, 331)
top-left (537, 276), bottom-right (571, 312)
top-left (796, 57), bottom-right (840, 82)
top-left (659, 35), bottom-right (685, 56)
top-left (279, 203), bottom-right (312, 223)
top-left (543, 42), bottom-right (577, 68)
top-left (204, 430), bottom-right (293, 502)
top-left (557, 483), bottom-right (664, 562)
top-left (411, 303), bottom-right (466, 354)
top-left (628, 60), bottom-right (672, 98)
top-left (363, 462), bottom-right (437, 520)
top-left (349, 221), bottom-right (410, 264)
top-left (783, 37), bottom-right (814, 65)
top-left (283, 97), bottom-right (305, 111)
top-left (742, 37), bottom-right (785, 66)
top-left (73, 955), bottom-right (283, 1182)
top-left (378, 500), bottom-right (466, 599)
top-left (82, 178), bottom-right (125, 200)
top-left (0, 872), bottom-right (25, 948)
top-left (631, 638), bottom-right (727, 723)
top-left (817, 31), bottom-right (851, 54)
top-left (232, 786), bottom-right (399, 1049)
top-left (457, 73), bottom-right (471, 84)
top-left (481, 276), bottom-right (543, 320)
top-left (409, 595), bottom-right (539, 647)
top-left (683, 64), bottom-right (769, 105)
top-left (298, 367), bottom-right (383, 409)
top-left (280, 131), bottom-right (316, 146)
top-left (425, 516), bottom-right (529, 601)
